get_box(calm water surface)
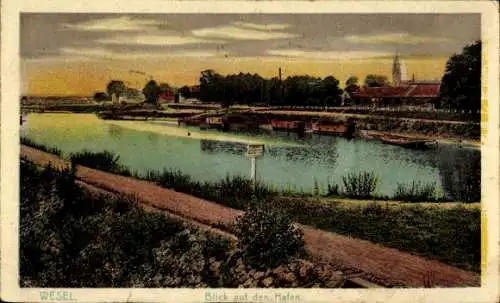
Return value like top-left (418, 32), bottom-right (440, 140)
top-left (23, 113), bottom-right (480, 199)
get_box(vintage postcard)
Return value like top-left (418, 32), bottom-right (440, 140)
top-left (1, 1), bottom-right (499, 302)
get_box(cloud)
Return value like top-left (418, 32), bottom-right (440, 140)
top-left (60, 47), bottom-right (223, 60)
top-left (192, 26), bottom-right (297, 40)
top-left (62, 16), bottom-right (163, 32)
top-left (344, 33), bottom-right (452, 45)
top-left (266, 49), bottom-right (393, 61)
top-left (97, 35), bottom-right (226, 46)
top-left (232, 22), bottom-right (291, 31)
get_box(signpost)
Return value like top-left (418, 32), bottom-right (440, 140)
top-left (246, 144), bottom-right (264, 190)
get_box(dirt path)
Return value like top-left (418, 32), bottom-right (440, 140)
top-left (21, 146), bottom-right (480, 287)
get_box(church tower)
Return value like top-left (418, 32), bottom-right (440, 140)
top-left (392, 53), bottom-right (408, 86)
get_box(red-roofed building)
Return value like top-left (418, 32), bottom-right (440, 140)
top-left (350, 82), bottom-right (441, 108)
top-left (349, 54), bottom-right (442, 108)
top-left (189, 85), bottom-right (200, 93)
top-left (159, 90), bottom-right (176, 103)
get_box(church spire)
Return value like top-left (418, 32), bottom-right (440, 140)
top-left (392, 52), bottom-right (408, 86)
top-left (392, 53), bottom-right (401, 86)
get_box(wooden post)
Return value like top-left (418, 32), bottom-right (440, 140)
top-left (250, 156), bottom-right (256, 190)
top-left (247, 144), bottom-right (264, 191)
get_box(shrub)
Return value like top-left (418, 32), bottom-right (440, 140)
top-left (69, 150), bottom-right (131, 175)
top-left (21, 138), bottom-right (62, 156)
top-left (233, 203), bottom-right (305, 269)
top-left (342, 172), bottom-right (378, 199)
top-left (326, 182), bottom-right (340, 197)
top-left (312, 178), bottom-right (320, 196)
top-left (19, 159), bottom-right (232, 287)
top-left (143, 171), bottom-right (276, 210)
top-left (147, 169), bottom-right (193, 192)
top-left (393, 181), bottom-right (438, 202)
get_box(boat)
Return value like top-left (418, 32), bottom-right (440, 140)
top-left (375, 134), bottom-right (437, 150)
top-left (271, 120), bottom-right (306, 133)
top-left (311, 118), bottom-right (356, 138)
top-left (204, 116), bottom-right (223, 129)
top-left (312, 122), bottom-right (347, 135)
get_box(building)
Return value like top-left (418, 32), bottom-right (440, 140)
top-left (158, 90), bottom-right (176, 103)
top-left (350, 54), bottom-right (441, 108)
top-left (392, 53), bottom-right (408, 86)
top-left (351, 82), bottom-right (441, 107)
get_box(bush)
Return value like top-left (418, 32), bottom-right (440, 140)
top-left (19, 159), bottom-right (230, 287)
top-left (21, 138), bottom-right (62, 156)
top-left (342, 172), bottom-right (378, 199)
top-left (393, 181), bottom-right (438, 202)
top-left (143, 170), bottom-right (276, 210)
top-left (233, 203), bottom-right (305, 269)
top-left (69, 150), bottom-right (131, 175)
top-left (326, 182), bottom-right (340, 197)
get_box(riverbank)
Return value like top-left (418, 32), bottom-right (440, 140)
top-left (247, 110), bottom-right (480, 141)
top-left (360, 130), bottom-right (481, 149)
top-left (20, 145), bottom-right (481, 286)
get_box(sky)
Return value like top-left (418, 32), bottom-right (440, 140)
top-left (21, 13), bottom-right (480, 96)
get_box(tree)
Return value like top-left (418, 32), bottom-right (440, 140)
top-left (233, 203), bottom-right (305, 268)
top-left (124, 87), bottom-right (141, 99)
top-left (364, 74), bottom-right (388, 87)
top-left (106, 80), bottom-right (127, 98)
top-left (345, 76), bottom-right (360, 93)
top-left (93, 92), bottom-right (109, 102)
top-left (321, 76), bottom-right (342, 107)
top-left (159, 83), bottom-right (172, 93)
top-left (178, 86), bottom-right (191, 99)
top-left (439, 41), bottom-right (481, 112)
top-left (199, 69), bottom-right (225, 102)
top-left (142, 80), bottom-right (161, 104)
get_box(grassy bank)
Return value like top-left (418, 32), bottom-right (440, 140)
top-left (246, 111), bottom-right (480, 140)
top-left (265, 106), bottom-right (480, 122)
top-left (275, 197), bottom-right (480, 272)
top-left (141, 169), bottom-right (480, 271)
top-left (20, 159), bottom-right (345, 288)
top-left (358, 116), bottom-right (480, 140)
top-left (26, 145), bottom-right (480, 271)
top-left (20, 138), bottom-right (62, 156)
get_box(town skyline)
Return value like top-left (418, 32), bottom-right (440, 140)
top-left (21, 13), bottom-right (480, 96)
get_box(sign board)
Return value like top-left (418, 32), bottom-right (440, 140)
top-left (246, 144), bottom-right (264, 157)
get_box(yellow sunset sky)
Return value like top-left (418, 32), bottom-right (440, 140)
top-left (21, 14), bottom-right (479, 96)
top-left (22, 56), bottom-right (448, 96)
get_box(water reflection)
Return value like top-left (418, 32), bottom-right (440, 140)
top-left (200, 139), bottom-right (246, 155)
top-left (108, 124), bottom-right (123, 140)
top-left (147, 132), bottom-right (159, 145)
top-left (437, 147), bottom-right (481, 201)
top-left (267, 144), bottom-right (338, 166)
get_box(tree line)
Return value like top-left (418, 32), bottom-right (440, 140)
top-left (96, 80), bottom-right (177, 104)
top-left (197, 70), bottom-right (347, 108)
top-left (96, 41), bottom-right (481, 113)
